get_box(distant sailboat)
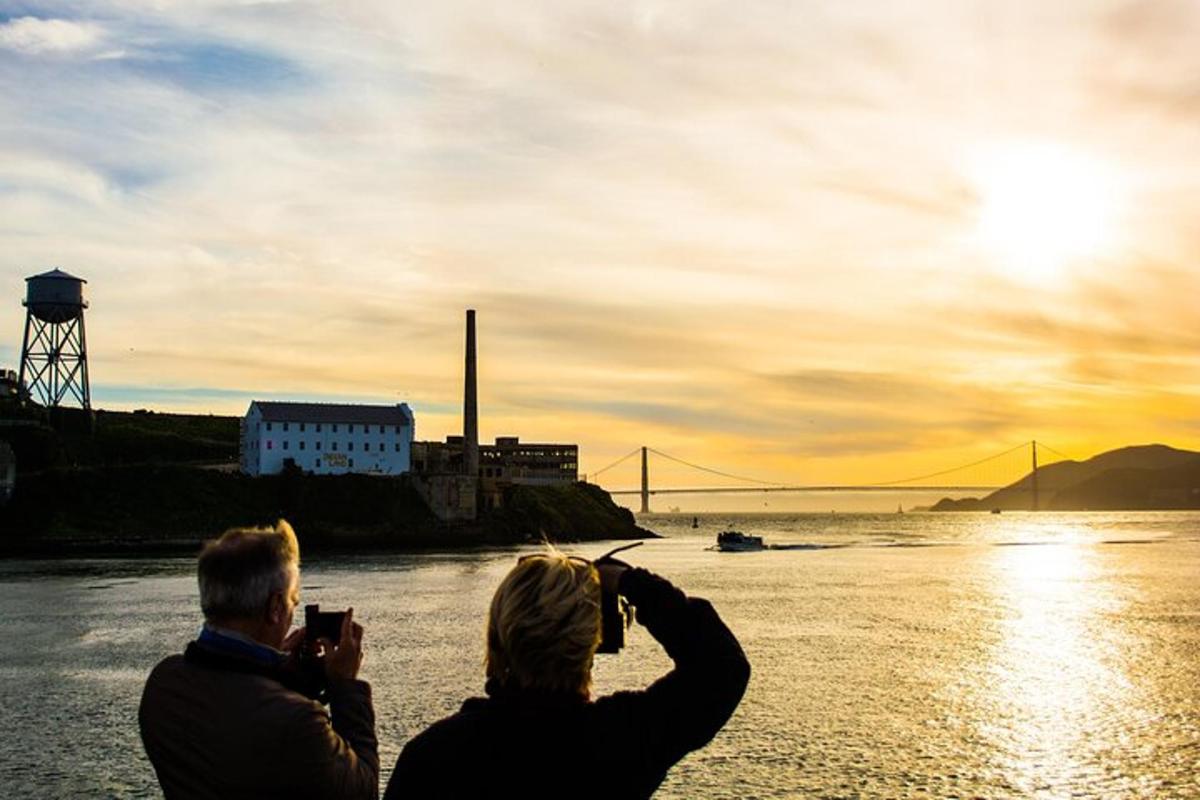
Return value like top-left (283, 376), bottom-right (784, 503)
top-left (897, 503), bottom-right (904, 514)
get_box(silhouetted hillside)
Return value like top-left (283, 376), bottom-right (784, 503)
top-left (0, 466), bottom-right (649, 555)
top-left (0, 407), bottom-right (651, 553)
top-left (932, 444), bottom-right (1200, 511)
top-left (1, 408), bottom-right (238, 473)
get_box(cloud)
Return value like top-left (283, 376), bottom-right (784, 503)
top-left (0, 17), bottom-right (104, 55)
top-left (2, 1), bottom-right (1200, 486)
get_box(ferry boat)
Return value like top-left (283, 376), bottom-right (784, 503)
top-left (715, 530), bottom-right (765, 552)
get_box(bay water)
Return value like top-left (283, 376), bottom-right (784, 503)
top-left (1, 512), bottom-right (1198, 798)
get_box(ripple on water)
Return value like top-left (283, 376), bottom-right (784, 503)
top-left (2, 516), bottom-right (1200, 798)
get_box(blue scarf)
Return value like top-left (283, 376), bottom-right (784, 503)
top-left (196, 625), bottom-right (288, 669)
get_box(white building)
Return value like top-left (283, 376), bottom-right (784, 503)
top-left (240, 401), bottom-right (415, 477)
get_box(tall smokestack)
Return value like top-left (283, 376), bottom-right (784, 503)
top-left (463, 309), bottom-right (479, 478)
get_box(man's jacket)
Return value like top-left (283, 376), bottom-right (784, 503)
top-left (139, 629), bottom-right (378, 800)
top-left (384, 568), bottom-right (750, 799)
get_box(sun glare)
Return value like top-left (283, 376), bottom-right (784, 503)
top-left (969, 143), bottom-right (1123, 281)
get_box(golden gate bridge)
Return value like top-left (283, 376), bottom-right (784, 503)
top-left (587, 440), bottom-right (1074, 513)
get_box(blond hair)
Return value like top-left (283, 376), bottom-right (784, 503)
top-left (198, 520), bottom-right (300, 623)
top-left (486, 549), bottom-right (602, 697)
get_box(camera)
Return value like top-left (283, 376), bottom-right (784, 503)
top-left (594, 542), bottom-right (642, 654)
top-left (304, 604), bottom-right (347, 644)
top-left (597, 584), bottom-right (631, 654)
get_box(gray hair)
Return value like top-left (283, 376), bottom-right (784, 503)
top-left (198, 520), bottom-right (300, 622)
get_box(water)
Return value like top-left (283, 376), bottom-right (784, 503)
top-left (2, 512), bottom-right (1199, 799)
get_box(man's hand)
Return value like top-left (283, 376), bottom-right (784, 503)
top-left (318, 607), bottom-right (364, 682)
top-left (282, 626), bottom-right (307, 654)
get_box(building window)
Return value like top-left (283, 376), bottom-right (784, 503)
top-left (378, 442), bottom-right (384, 452)
top-left (394, 425), bottom-right (401, 433)
top-left (300, 423), bottom-right (306, 432)
top-left (332, 424), bottom-right (338, 433)
top-left (394, 443), bottom-right (400, 452)
top-left (349, 458), bottom-right (355, 468)
top-left (266, 422), bottom-right (273, 431)
top-left (283, 422), bottom-right (289, 432)
top-left (316, 459), bottom-right (321, 468)
top-left (332, 442), bottom-right (338, 451)
top-left (348, 424), bottom-right (355, 433)
top-left (315, 441), bottom-right (322, 451)
top-left (283, 441), bottom-right (289, 450)
top-left (348, 442), bottom-right (354, 451)
top-left (316, 423), bottom-right (322, 433)
top-left (299, 441), bottom-right (306, 451)
top-left (267, 441), bottom-right (273, 450)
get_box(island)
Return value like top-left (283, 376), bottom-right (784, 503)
top-left (0, 408), bottom-right (654, 557)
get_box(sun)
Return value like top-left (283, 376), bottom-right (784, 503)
top-left (968, 142), bottom-right (1123, 281)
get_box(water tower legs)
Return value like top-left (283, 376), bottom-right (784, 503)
top-left (18, 311), bottom-right (91, 409)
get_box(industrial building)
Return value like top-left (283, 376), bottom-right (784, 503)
top-left (413, 436), bottom-right (577, 483)
top-left (410, 310), bottom-right (579, 518)
top-left (0, 369), bottom-right (20, 400)
top-left (235, 310), bottom-right (578, 521)
top-left (413, 435), bottom-right (578, 511)
top-left (240, 401), bottom-right (415, 476)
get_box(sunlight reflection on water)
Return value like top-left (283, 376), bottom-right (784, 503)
top-left (1, 512), bottom-right (1198, 798)
top-left (986, 544), bottom-right (1131, 796)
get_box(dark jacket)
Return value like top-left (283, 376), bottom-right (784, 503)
top-left (384, 568), bottom-right (750, 799)
top-left (139, 632), bottom-right (379, 800)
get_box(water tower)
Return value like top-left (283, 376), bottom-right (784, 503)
top-left (17, 269), bottom-right (91, 409)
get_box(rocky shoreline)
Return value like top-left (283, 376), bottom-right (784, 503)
top-left (0, 465), bottom-right (656, 558)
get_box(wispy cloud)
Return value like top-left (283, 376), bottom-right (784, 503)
top-left (2, 1), bottom-right (1200, 491)
top-left (0, 16), bottom-right (104, 55)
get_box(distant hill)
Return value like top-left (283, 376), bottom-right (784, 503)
top-left (931, 444), bottom-right (1200, 511)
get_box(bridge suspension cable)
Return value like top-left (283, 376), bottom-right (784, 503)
top-left (589, 447), bottom-right (642, 479)
top-left (596, 440), bottom-right (1054, 500)
top-left (647, 447), bottom-right (785, 486)
top-left (1036, 441), bottom-right (1076, 462)
top-left (866, 441), bottom-right (1031, 486)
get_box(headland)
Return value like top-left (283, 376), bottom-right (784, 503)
top-left (932, 444), bottom-right (1200, 511)
top-left (0, 408), bottom-right (654, 558)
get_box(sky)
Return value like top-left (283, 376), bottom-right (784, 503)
top-left (2, 1), bottom-right (1199, 507)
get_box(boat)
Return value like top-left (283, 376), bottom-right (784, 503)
top-left (714, 530), bottom-right (765, 552)
top-left (991, 508), bottom-right (1002, 514)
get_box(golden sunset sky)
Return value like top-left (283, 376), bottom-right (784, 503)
top-left (2, 2), bottom-right (1198, 501)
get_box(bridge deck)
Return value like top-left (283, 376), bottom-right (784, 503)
top-left (607, 485), bottom-right (1004, 496)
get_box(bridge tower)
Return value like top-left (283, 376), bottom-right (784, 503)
top-left (1031, 440), bottom-right (1039, 511)
top-left (17, 269), bottom-right (91, 411)
top-left (640, 446), bottom-right (650, 514)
